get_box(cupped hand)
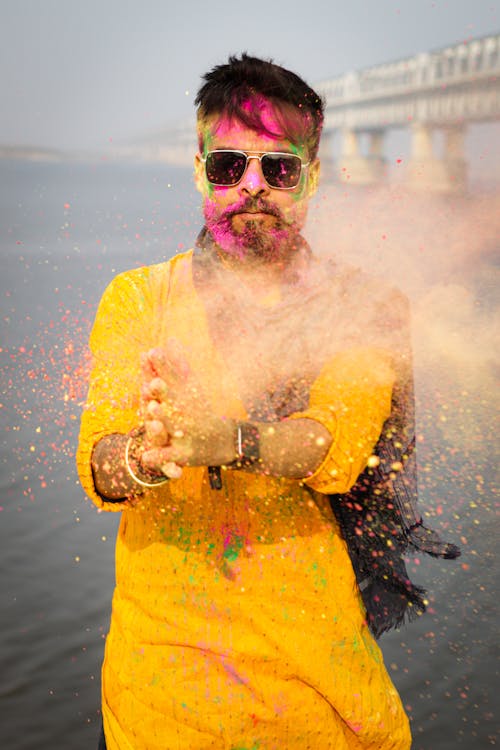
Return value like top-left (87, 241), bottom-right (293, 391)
top-left (139, 340), bottom-right (234, 471)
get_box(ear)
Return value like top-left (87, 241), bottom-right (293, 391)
top-left (307, 158), bottom-right (320, 198)
top-left (194, 153), bottom-right (206, 195)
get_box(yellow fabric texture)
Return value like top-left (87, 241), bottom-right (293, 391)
top-left (77, 251), bottom-right (411, 750)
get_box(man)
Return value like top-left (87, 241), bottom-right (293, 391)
top-left (78, 54), bottom-right (454, 750)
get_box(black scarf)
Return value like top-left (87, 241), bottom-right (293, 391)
top-left (327, 417), bottom-right (460, 638)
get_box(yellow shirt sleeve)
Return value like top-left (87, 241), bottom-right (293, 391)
top-left (76, 266), bottom-right (157, 511)
top-left (291, 347), bottom-right (396, 494)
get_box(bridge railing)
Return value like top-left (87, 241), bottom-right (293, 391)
top-left (315, 32), bottom-right (499, 105)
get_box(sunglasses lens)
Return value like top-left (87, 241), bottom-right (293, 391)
top-left (205, 151), bottom-right (247, 185)
top-left (261, 153), bottom-right (302, 188)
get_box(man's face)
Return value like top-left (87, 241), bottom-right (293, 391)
top-left (194, 101), bottom-right (320, 263)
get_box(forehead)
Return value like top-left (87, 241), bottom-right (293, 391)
top-left (200, 98), bottom-right (304, 153)
top-left (210, 120), bottom-right (292, 152)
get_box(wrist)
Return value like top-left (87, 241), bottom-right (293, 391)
top-left (125, 427), bottom-right (169, 489)
top-left (226, 422), bottom-right (261, 469)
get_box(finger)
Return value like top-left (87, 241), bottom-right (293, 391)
top-left (140, 382), bottom-right (154, 402)
top-left (142, 443), bottom-right (192, 469)
top-left (144, 418), bottom-right (169, 446)
top-left (146, 399), bottom-right (184, 431)
top-left (140, 351), bottom-right (160, 380)
top-left (148, 377), bottom-right (168, 400)
top-left (144, 347), bottom-right (167, 378)
top-left (160, 462), bottom-right (183, 479)
top-left (146, 399), bottom-right (170, 420)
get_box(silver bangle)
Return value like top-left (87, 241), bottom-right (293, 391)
top-left (124, 436), bottom-right (169, 488)
top-left (227, 422), bottom-right (260, 468)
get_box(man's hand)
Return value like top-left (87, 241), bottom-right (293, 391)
top-left (139, 341), bottom-right (235, 473)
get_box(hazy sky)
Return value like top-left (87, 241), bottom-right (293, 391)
top-left (1, 0), bottom-right (498, 151)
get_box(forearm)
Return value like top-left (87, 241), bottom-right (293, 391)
top-left (90, 407), bottom-right (332, 494)
top-left (249, 417), bottom-right (331, 478)
top-left (186, 416), bottom-right (332, 478)
top-left (139, 416), bottom-right (332, 481)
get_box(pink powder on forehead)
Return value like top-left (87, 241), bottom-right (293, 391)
top-left (241, 95), bottom-right (285, 134)
top-left (211, 95), bottom-right (308, 148)
top-left (213, 113), bottom-right (282, 144)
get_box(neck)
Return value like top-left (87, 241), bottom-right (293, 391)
top-left (215, 246), bottom-right (291, 284)
top-left (195, 226), bottom-right (313, 289)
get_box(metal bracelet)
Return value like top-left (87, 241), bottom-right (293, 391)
top-left (227, 422), bottom-right (260, 468)
top-left (124, 434), bottom-right (169, 489)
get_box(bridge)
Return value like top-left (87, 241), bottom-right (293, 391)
top-left (121, 32), bottom-right (500, 192)
top-left (315, 32), bottom-right (500, 191)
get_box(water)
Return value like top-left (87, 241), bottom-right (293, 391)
top-left (0, 161), bottom-right (497, 749)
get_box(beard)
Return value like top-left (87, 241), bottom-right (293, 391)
top-left (232, 216), bottom-right (290, 258)
top-left (204, 196), bottom-right (298, 262)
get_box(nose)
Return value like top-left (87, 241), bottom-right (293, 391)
top-left (238, 155), bottom-right (270, 196)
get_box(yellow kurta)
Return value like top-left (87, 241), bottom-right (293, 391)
top-left (77, 251), bottom-right (411, 750)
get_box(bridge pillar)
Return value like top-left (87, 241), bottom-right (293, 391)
top-left (318, 129), bottom-right (336, 181)
top-left (406, 123), bottom-right (467, 193)
top-left (443, 125), bottom-right (467, 191)
top-left (338, 128), bottom-right (386, 185)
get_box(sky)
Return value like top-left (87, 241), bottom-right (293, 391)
top-left (1, 0), bottom-right (499, 152)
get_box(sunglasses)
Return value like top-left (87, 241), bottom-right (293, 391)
top-left (200, 150), bottom-right (310, 190)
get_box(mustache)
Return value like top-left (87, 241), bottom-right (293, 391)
top-left (223, 197), bottom-right (284, 222)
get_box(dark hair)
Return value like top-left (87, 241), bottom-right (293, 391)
top-left (195, 53), bottom-right (324, 160)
